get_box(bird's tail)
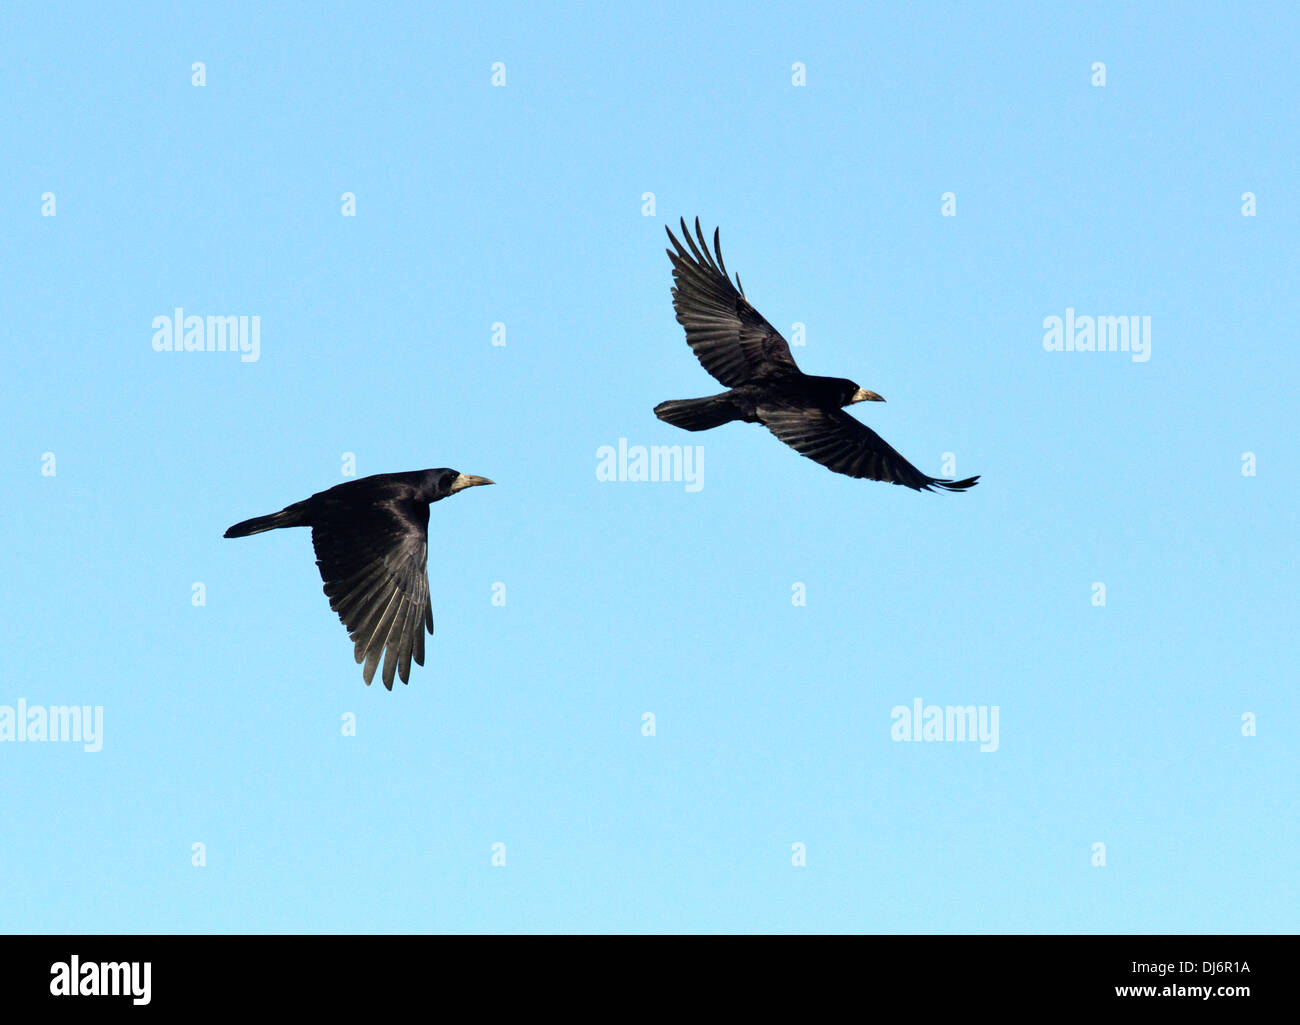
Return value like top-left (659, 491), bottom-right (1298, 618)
top-left (654, 394), bottom-right (742, 432)
top-left (223, 502), bottom-right (309, 538)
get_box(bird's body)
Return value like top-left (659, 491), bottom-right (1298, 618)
top-left (655, 219), bottom-right (979, 493)
top-left (656, 375), bottom-right (861, 430)
top-left (224, 468), bottom-right (494, 689)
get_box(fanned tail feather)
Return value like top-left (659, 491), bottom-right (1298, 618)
top-left (654, 394), bottom-right (742, 432)
top-left (224, 503), bottom-right (308, 538)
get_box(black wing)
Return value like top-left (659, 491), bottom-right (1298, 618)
top-left (758, 404), bottom-right (980, 492)
top-left (665, 217), bottom-right (801, 387)
top-left (310, 501), bottom-right (433, 689)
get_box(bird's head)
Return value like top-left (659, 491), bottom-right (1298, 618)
top-left (843, 380), bottom-right (885, 406)
top-left (427, 468), bottom-right (495, 501)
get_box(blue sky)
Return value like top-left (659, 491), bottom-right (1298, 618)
top-left (2, 1), bottom-right (1296, 933)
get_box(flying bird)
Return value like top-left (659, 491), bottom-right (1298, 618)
top-left (654, 218), bottom-right (979, 492)
top-left (224, 468), bottom-right (495, 689)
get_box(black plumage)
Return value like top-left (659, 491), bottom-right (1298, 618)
top-left (224, 468), bottom-right (494, 689)
top-left (655, 218), bottom-right (979, 492)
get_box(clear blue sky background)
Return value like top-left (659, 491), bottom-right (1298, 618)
top-left (2, 2), bottom-right (1296, 934)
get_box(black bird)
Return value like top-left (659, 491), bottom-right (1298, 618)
top-left (224, 468), bottom-right (495, 689)
top-left (654, 218), bottom-right (979, 492)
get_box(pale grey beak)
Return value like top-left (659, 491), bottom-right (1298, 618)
top-left (449, 473), bottom-right (495, 493)
top-left (850, 388), bottom-right (886, 403)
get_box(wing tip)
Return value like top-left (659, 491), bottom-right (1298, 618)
top-left (927, 474), bottom-right (980, 492)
